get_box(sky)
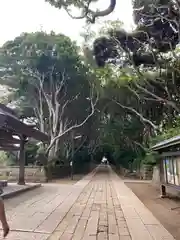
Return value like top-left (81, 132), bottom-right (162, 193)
top-left (0, 0), bottom-right (134, 46)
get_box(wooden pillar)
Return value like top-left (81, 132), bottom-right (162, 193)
top-left (159, 159), bottom-right (167, 198)
top-left (18, 135), bottom-right (26, 185)
top-left (160, 184), bottom-right (167, 198)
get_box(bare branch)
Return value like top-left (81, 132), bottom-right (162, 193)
top-left (69, 136), bottom-right (87, 160)
top-left (88, 136), bottom-right (100, 155)
top-left (88, 0), bottom-right (116, 23)
top-left (134, 81), bottom-right (180, 112)
top-left (65, 0), bottom-right (92, 19)
top-left (65, 0), bottom-right (116, 23)
top-left (112, 99), bottom-right (158, 129)
top-left (133, 140), bottom-right (146, 150)
top-left (125, 84), bottom-right (141, 100)
top-left (46, 88), bottom-right (98, 154)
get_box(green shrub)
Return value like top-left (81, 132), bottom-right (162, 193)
top-left (0, 151), bottom-right (16, 166)
top-left (25, 142), bottom-right (39, 165)
top-left (142, 151), bottom-right (160, 166)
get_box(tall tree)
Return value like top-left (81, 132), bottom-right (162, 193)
top-left (92, 1), bottom-right (180, 131)
top-left (0, 32), bottom-right (98, 162)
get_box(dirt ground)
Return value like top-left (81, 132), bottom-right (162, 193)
top-left (126, 182), bottom-right (180, 240)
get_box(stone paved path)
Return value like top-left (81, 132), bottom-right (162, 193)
top-left (49, 166), bottom-right (131, 240)
top-left (0, 166), bottom-right (176, 239)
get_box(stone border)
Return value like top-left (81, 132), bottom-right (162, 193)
top-left (110, 167), bottom-right (175, 240)
top-left (2, 184), bottom-right (41, 200)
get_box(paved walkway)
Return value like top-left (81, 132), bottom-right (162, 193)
top-left (0, 166), bottom-right (175, 239)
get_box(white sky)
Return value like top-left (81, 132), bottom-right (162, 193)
top-left (0, 0), bottom-right (134, 46)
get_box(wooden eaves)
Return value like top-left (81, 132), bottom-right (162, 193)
top-left (151, 135), bottom-right (180, 151)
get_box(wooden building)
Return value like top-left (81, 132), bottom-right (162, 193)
top-left (152, 135), bottom-right (180, 197)
top-left (0, 103), bottom-right (49, 185)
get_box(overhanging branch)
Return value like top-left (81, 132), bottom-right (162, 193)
top-left (111, 99), bottom-right (158, 129)
top-left (65, 0), bottom-right (116, 23)
top-left (88, 0), bottom-right (116, 23)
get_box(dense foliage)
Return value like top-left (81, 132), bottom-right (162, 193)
top-left (0, 32), bottom-right (98, 168)
top-left (2, 0), bottom-right (180, 172)
top-left (89, 0), bottom-right (180, 168)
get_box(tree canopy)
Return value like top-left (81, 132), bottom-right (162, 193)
top-left (87, 1), bottom-right (180, 167)
top-left (0, 32), bottom-right (98, 164)
top-left (2, 0), bottom-right (180, 171)
top-left (93, 0), bottom-right (180, 67)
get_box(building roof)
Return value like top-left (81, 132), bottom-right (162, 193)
top-left (151, 135), bottom-right (180, 151)
top-left (0, 104), bottom-right (49, 150)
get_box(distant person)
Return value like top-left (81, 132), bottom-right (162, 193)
top-left (0, 192), bottom-right (9, 237)
top-left (101, 156), bottom-right (108, 165)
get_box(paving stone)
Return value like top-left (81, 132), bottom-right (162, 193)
top-left (64, 215), bottom-right (81, 234)
top-left (82, 236), bottom-right (96, 240)
top-left (119, 237), bottom-right (132, 240)
top-left (35, 211), bottom-right (64, 233)
top-left (59, 232), bottom-right (73, 240)
top-left (109, 234), bottom-right (121, 240)
top-left (44, 231), bottom-right (62, 240)
top-left (73, 219), bottom-right (88, 240)
top-left (97, 231), bottom-right (108, 239)
top-left (0, 231), bottom-right (49, 240)
top-left (83, 210), bottom-right (99, 237)
top-left (146, 224), bottom-right (175, 240)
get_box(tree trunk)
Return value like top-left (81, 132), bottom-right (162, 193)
top-left (18, 136), bottom-right (26, 185)
top-left (48, 146), bottom-right (56, 161)
top-left (54, 138), bottom-right (60, 156)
